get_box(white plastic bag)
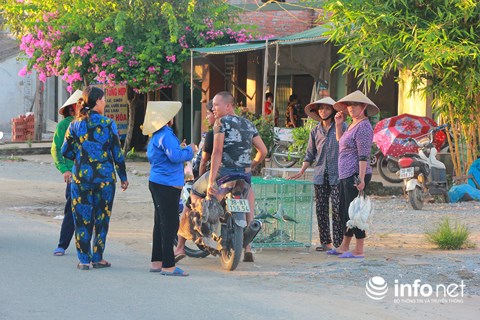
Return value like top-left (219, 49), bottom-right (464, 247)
top-left (347, 192), bottom-right (373, 231)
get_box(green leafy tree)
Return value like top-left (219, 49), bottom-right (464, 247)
top-left (323, 0), bottom-right (480, 175)
top-left (1, 0), bottom-right (255, 152)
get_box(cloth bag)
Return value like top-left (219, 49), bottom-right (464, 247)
top-left (346, 191), bottom-right (373, 231)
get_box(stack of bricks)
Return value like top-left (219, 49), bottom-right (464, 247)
top-left (11, 114), bottom-right (35, 142)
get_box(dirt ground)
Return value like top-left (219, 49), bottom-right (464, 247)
top-left (1, 154), bottom-right (479, 319)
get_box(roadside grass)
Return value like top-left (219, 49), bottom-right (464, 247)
top-left (425, 217), bottom-right (474, 250)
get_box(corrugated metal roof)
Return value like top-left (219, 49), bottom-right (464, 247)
top-left (191, 41), bottom-right (267, 55)
top-left (191, 25), bottom-right (329, 55)
top-left (276, 25), bottom-right (329, 45)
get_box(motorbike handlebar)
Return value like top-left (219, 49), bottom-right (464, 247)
top-left (402, 124), bottom-right (449, 148)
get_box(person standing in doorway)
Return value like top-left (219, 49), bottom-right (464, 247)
top-left (288, 97), bottom-right (346, 250)
top-left (62, 86), bottom-right (129, 270)
top-left (52, 90), bottom-right (82, 256)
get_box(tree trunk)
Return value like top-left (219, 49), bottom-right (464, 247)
top-left (34, 77), bottom-right (44, 141)
top-left (123, 87), bottom-right (138, 154)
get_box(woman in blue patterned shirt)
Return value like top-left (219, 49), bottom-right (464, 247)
top-left (62, 86), bottom-right (128, 270)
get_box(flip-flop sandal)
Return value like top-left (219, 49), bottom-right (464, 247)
top-left (174, 253), bottom-right (186, 263)
top-left (92, 261), bottom-right (111, 269)
top-left (315, 244), bottom-right (333, 252)
top-left (338, 252), bottom-right (364, 259)
top-left (160, 267), bottom-right (189, 277)
top-left (77, 263), bottom-right (90, 270)
top-left (326, 248), bottom-right (342, 255)
top-left (53, 247), bottom-right (65, 256)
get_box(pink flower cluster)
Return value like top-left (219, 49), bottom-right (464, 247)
top-left (166, 55), bottom-right (176, 63)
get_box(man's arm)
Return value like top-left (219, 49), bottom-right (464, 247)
top-left (207, 129), bottom-right (225, 196)
top-left (198, 151), bottom-right (211, 177)
top-left (251, 135), bottom-right (267, 170)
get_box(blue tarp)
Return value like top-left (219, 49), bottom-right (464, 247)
top-left (448, 158), bottom-right (480, 202)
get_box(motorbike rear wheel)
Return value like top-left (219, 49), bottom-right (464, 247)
top-left (220, 218), bottom-right (243, 271)
top-left (408, 186), bottom-right (424, 210)
top-left (272, 144), bottom-right (297, 168)
top-left (377, 154), bottom-right (403, 184)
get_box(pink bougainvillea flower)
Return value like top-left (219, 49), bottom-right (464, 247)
top-left (102, 37), bottom-right (114, 44)
top-left (116, 46), bottom-right (124, 53)
top-left (166, 55), bottom-right (176, 63)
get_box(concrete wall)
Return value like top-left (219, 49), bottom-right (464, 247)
top-left (0, 56), bottom-right (35, 134)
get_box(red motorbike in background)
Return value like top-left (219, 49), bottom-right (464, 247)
top-left (397, 124), bottom-right (450, 210)
top-left (373, 114), bottom-right (448, 184)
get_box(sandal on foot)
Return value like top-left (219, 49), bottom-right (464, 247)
top-left (174, 253), bottom-right (186, 263)
top-left (243, 252), bottom-right (254, 262)
top-left (53, 247), bottom-right (65, 256)
top-left (338, 252), bottom-right (364, 259)
top-left (315, 244), bottom-right (333, 252)
top-left (92, 261), bottom-right (111, 269)
top-left (160, 267), bottom-right (189, 277)
top-left (77, 263), bottom-right (89, 270)
top-left (326, 248), bottom-right (342, 255)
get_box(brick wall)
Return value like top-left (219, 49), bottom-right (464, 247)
top-left (239, 9), bottom-right (319, 38)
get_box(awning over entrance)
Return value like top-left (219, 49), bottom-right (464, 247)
top-left (190, 25), bottom-right (329, 55)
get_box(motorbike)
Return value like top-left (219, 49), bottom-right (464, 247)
top-left (179, 174), bottom-right (262, 271)
top-left (397, 124), bottom-right (450, 210)
top-left (376, 128), bottom-right (452, 184)
top-left (271, 127), bottom-right (301, 168)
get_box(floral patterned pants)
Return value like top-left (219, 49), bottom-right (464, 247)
top-left (314, 182), bottom-right (342, 247)
top-left (71, 182), bottom-right (115, 264)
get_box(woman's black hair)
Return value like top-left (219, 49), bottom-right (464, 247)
top-left (78, 86), bottom-right (104, 119)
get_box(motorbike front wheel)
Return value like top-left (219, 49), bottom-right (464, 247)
top-left (174, 236), bottom-right (210, 258)
top-left (408, 186), bottom-right (424, 210)
top-left (377, 154), bottom-right (403, 184)
top-left (220, 220), bottom-right (243, 271)
top-left (272, 144), bottom-right (297, 168)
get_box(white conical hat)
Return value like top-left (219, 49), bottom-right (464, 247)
top-left (58, 90), bottom-right (83, 115)
top-left (333, 90), bottom-right (379, 116)
top-left (304, 97), bottom-right (336, 122)
top-left (142, 101), bottom-right (182, 135)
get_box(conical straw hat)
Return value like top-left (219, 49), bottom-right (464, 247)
top-left (58, 90), bottom-right (83, 115)
top-left (304, 97), bottom-right (336, 122)
top-left (333, 90), bottom-right (379, 116)
top-left (142, 101), bottom-right (182, 135)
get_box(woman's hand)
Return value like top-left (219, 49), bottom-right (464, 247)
top-left (121, 180), bottom-right (129, 191)
top-left (287, 171), bottom-right (303, 180)
top-left (189, 143), bottom-right (198, 153)
top-left (334, 111), bottom-right (346, 125)
top-left (354, 179), bottom-right (365, 191)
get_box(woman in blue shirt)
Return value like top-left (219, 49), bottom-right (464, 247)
top-left (62, 86), bottom-right (128, 270)
top-left (143, 101), bottom-right (197, 276)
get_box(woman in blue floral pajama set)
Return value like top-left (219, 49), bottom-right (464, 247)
top-left (62, 86), bottom-right (129, 270)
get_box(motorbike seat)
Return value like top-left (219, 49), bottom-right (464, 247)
top-left (216, 173), bottom-right (251, 186)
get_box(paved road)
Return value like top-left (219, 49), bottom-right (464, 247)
top-left (0, 212), bottom-right (314, 320)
